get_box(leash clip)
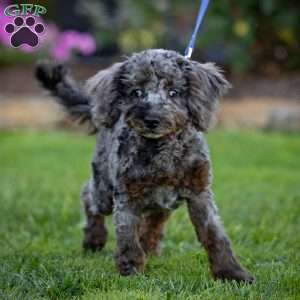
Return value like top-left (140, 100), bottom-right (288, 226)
top-left (184, 47), bottom-right (193, 59)
top-left (184, 0), bottom-right (210, 59)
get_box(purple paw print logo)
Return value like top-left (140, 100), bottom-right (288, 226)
top-left (5, 16), bottom-right (45, 48)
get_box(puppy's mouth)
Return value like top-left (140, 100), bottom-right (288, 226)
top-left (126, 119), bottom-right (176, 139)
top-left (140, 132), bottom-right (166, 139)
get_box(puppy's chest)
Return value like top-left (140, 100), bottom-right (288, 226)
top-left (119, 138), bottom-right (184, 181)
top-left (118, 140), bottom-right (210, 202)
top-left (131, 186), bottom-right (183, 213)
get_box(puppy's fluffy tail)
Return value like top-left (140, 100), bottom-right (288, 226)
top-left (35, 61), bottom-right (92, 123)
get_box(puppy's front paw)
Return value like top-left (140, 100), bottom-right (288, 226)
top-left (213, 266), bottom-right (255, 284)
top-left (115, 250), bottom-right (145, 276)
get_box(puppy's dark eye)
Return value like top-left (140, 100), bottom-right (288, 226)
top-left (131, 89), bottom-right (144, 98)
top-left (169, 90), bottom-right (178, 97)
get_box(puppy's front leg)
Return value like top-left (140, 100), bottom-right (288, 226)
top-left (187, 189), bottom-right (254, 283)
top-left (113, 194), bottom-right (145, 276)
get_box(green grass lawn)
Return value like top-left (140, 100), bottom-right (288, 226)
top-left (0, 130), bottom-right (299, 299)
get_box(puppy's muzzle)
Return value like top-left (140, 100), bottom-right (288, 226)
top-left (125, 104), bottom-right (175, 139)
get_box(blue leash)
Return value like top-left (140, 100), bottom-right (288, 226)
top-left (184, 0), bottom-right (210, 59)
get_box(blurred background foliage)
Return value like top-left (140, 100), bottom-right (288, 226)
top-left (77, 0), bottom-right (300, 73)
top-left (1, 0), bottom-right (300, 74)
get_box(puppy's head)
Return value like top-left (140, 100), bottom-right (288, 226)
top-left (88, 49), bottom-right (230, 137)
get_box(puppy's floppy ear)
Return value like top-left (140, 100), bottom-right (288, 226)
top-left (85, 62), bottom-right (124, 128)
top-left (186, 61), bottom-right (231, 131)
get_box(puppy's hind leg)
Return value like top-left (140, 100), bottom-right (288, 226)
top-left (139, 211), bottom-right (170, 256)
top-left (187, 189), bottom-right (254, 283)
top-left (81, 183), bottom-right (108, 252)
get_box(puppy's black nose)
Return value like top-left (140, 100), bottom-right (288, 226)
top-left (144, 118), bottom-right (160, 129)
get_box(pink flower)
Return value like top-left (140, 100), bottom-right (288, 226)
top-left (50, 30), bottom-right (96, 61)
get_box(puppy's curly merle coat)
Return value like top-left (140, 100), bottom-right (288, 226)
top-left (36, 49), bottom-right (254, 282)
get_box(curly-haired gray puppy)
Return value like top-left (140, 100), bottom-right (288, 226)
top-left (36, 49), bottom-right (254, 282)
